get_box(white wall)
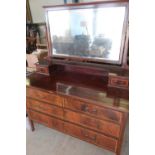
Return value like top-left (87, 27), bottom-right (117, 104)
top-left (29, 0), bottom-right (64, 23)
top-left (29, 0), bottom-right (101, 23)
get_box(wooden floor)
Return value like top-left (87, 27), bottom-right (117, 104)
top-left (26, 121), bottom-right (129, 155)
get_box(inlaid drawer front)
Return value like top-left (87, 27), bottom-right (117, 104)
top-left (27, 98), bottom-right (63, 119)
top-left (28, 110), bottom-right (64, 131)
top-left (64, 98), bottom-right (122, 123)
top-left (36, 66), bottom-right (49, 74)
top-left (109, 77), bottom-right (129, 88)
top-left (28, 110), bottom-right (49, 126)
top-left (64, 110), bottom-right (120, 138)
top-left (64, 122), bottom-right (117, 152)
top-left (27, 87), bottom-right (63, 107)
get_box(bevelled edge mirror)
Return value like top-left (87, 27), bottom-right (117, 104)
top-left (44, 1), bottom-right (128, 65)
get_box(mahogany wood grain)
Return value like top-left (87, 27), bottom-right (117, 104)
top-left (108, 76), bottom-right (129, 88)
top-left (27, 98), bottom-right (63, 119)
top-left (26, 1), bottom-right (129, 154)
top-left (115, 113), bottom-right (128, 155)
top-left (64, 122), bottom-right (117, 152)
top-left (26, 87), bottom-right (63, 107)
top-left (64, 109), bottom-right (120, 138)
top-left (28, 110), bottom-right (64, 132)
top-left (64, 98), bottom-right (122, 123)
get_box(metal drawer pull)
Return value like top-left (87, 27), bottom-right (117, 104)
top-left (81, 104), bottom-right (89, 112)
top-left (114, 80), bottom-right (126, 85)
top-left (91, 109), bottom-right (98, 114)
top-left (81, 130), bottom-right (97, 141)
top-left (81, 104), bottom-right (98, 115)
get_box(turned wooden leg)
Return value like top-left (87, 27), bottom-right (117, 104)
top-left (27, 112), bottom-right (35, 131)
top-left (29, 119), bottom-right (35, 131)
top-left (115, 140), bottom-right (121, 155)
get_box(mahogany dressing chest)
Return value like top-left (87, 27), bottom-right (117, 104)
top-left (26, 1), bottom-right (129, 155)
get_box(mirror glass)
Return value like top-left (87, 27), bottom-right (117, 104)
top-left (48, 6), bottom-right (126, 63)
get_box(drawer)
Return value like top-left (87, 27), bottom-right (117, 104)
top-left (108, 76), bottom-right (129, 88)
top-left (27, 87), bottom-right (63, 107)
top-left (28, 110), bottom-right (64, 131)
top-left (36, 66), bottom-right (49, 75)
top-left (64, 98), bottom-right (122, 123)
top-left (64, 110), bottom-right (120, 138)
top-left (64, 122), bottom-right (117, 152)
top-left (27, 98), bottom-right (63, 119)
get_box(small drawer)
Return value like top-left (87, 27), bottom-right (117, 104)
top-left (109, 76), bottom-right (128, 88)
top-left (64, 110), bottom-right (120, 138)
top-left (26, 98), bottom-right (63, 119)
top-left (64, 122), bottom-right (117, 152)
top-left (27, 87), bottom-right (63, 107)
top-left (36, 66), bottom-right (49, 75)
top-left (64, 98), bottom-right (122, 123)
top-left (28, 110), bottom-right (64, 131)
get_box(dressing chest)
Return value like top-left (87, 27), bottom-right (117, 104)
top-left (26, 1), bottom-right (129, 155)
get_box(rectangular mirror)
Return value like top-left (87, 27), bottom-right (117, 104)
top-left (45, 2), bottom-right (128, 64)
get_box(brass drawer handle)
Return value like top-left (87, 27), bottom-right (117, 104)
top-left (91, 109), bottom-right (98, 114)
top-left (81, 104), bottom-right (89, 112)
top-left (81, 130), bottom-right (97, 141)
top-left (81, 104), bottom-right (98, 115)
top-left (114, 80), bottom-right (126, 85)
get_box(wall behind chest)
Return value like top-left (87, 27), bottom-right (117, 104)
top-left (29, 0), bottom-right (104, 23)
top-left (29, 0), bottom-right (64, 23)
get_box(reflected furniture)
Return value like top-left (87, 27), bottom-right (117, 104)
top-left (26, 1), bottom-right (129, 155)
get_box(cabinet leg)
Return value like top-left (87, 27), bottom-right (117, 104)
top-left (115, 139), bottom-right (122, 155)
top-left (29, 119), bottom-right (35, 131)
top-left (116, 149), bottom-right (121, 155)
top-left (27, 115), bottom-right (35, 131)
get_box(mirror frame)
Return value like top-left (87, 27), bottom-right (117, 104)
top-left (44, 0), bottom-right (129, 65)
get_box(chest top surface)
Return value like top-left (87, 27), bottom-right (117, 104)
top-left (26, 72), bottom-right (128, 113)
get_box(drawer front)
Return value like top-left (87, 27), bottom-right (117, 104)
top-left (64, 98), bottom-right (122, 123)
top-left (36, 66), bottom-right (49, 75)
top-left (64, 122), bottom-right (117, 152)
top-left (27, 87), bottom-right (63, 107)
top-left (64, 110), bottom-right (120, 138)
top-left (27, 98), bottom-right (63, 119)
top-left (28, 110), bottom-right (64, 131)
top-left (109, 77), bottom-right (128, 88)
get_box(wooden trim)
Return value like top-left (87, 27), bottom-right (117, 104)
top-left (43, 0), bottom-right (129, 9)
top-left (122, 22), bottom-right (129, 69)
top-left (45, 10), bottom-right (52, 57)
top-left (26, 0), bottom-right (32, 23)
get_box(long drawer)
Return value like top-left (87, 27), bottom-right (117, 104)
top-left (64, 122), bottom-right (117, 152)
top-left (64, 98), bottom-right (122, 123)
top-left (27, 98), bottom-right (63, 119)
top-left (27, 87), bottom-right (63, 107)
top-left (64, 109), bottom-right (120, 138)
top-left (28, 110), bottom-right (64, 132)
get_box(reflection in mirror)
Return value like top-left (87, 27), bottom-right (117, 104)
top-left (48, 6), bottom-right (126, 63)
